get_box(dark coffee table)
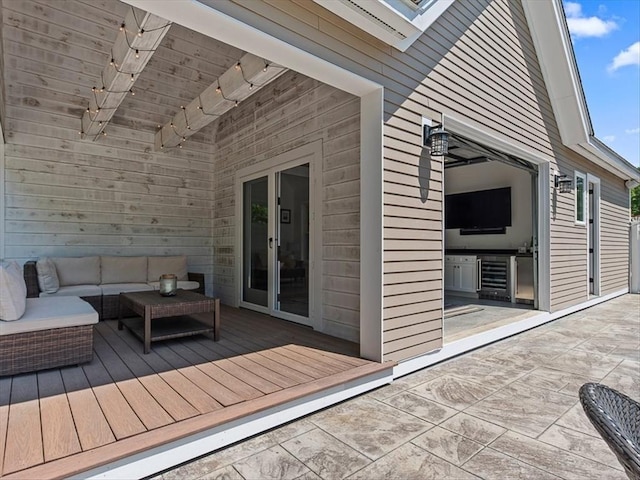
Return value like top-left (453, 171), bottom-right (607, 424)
top-left (118, 290), bottom-right (220, 353)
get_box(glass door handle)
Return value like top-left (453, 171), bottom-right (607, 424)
top-left (269, 237), bottom-right (273, 249)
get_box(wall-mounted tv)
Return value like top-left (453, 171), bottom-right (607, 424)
top-left (445, 187), bottom-right (511, 232)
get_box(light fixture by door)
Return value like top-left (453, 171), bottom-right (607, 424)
top-left (423, 123), bottom-right (450, 156)
top-left (553, 170), bottom-right (573, 193)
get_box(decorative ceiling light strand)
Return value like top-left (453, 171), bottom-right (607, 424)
top-left (154, 53), bottom-right (286, 150)
top-left (80, 6), bottom-right (171, 140)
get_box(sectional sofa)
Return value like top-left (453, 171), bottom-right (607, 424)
top-left (24, 255), bottom-right (205, 320)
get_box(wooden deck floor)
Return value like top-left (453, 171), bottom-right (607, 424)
top-left (0, 306), bottom-right (392, 479)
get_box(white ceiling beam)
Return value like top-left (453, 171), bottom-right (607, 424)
top-left (154, 52), bottom-right (286, 150)
top-left (81, 7), bottom-right (171, 140)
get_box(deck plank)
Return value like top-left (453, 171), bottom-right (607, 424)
top-left (257, 349), bottom-right (327, 379)
top-left (92, 331), bottom-right (174, 430)
top-left (95, 323), bottom-right (200, 421)
top-left (37, 370), bottom-right (82, 462)
top-left (60, 366), bottom-right (116, 450)
top-left (175, 365), bottom-right (245, 407)
top-left (81, 353), bottom-right (146, 439)
top-left (106, 327), bottom-right (223, 414)
top-left (227, 355), bottom-right (301, 388)
top-left (193, 361), bottom-right (263, 400)
top-left (275, 346), bottom-right (343, 375)
top-left (286, 344), bottom-right (358, 371)
top-left (0, 377), bottom-right (12, 476)
top-left (3, 374), bottom-right (43, 474)
top-left (214, 358), bottom-right (282, 394)
top-left (244, 351), bottom-right (315, 384)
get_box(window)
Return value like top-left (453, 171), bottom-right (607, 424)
top-left (575, 171), bottom-right (586, 225)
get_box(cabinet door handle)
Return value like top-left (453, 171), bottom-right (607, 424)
top-left (477, 259), bottom-right (482, 291)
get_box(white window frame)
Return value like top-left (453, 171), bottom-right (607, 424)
top-left (575, 171), bottom-right (587, 226)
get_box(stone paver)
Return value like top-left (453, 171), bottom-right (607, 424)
top-left (158, 294), bottom-right (638, 480)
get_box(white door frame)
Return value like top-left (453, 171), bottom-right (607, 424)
top-left (586, 174), bottom-right (601, 296)
top-left (235, 142), bottom-right (322, 331)
top-left (443, 114), bottom-right (552, 312)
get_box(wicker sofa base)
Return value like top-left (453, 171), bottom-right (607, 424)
top-left (0, 325), bottom-right (94, 377)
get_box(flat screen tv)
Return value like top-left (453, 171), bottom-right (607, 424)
top-left (445, 187), bottom-right (511, 231)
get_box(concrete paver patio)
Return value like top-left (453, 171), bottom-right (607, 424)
top-left (155, 294), bottom-right (639, 480)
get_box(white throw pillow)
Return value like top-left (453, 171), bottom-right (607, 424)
top-left (0, 261), bottom-right (27, 321)
top-left (36, 257), bottom-right (60, 293)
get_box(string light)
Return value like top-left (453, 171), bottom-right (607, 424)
top-left (137, 28), bottom-right (144, 37)
top-left (135, 49), bottom-right (140, 59)
top-left (120, 22), bottom-right (125, 32)
top-left (263, 63), bottom-right (269, 72)
top-left (129, 88), bottom-right (135, 96)
top-left (235, 62), bottom-right (241, 70)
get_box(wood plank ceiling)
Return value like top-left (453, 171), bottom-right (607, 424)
top-left (1, 0), bottom-right (284, 151)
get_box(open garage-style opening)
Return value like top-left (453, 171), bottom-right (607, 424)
top-left (442, 133), bottom-right (543, 343)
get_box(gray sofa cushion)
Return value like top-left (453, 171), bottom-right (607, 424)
top-left (101, 256), bottom-right (148, 284)
top-left (101, 283), bottom-right (154, 295)
top-left (40, 285), bottom-right (102, 298)
top-left (148, 256), bottom-right (188, 282)
top-left (53, 256), bottom-right (100, 286)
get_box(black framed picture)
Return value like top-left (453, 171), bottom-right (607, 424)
top-left (280, 208), bottom-right (291, 224)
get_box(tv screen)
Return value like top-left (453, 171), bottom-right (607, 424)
top-left (445, 187), bottom-right (511, 230)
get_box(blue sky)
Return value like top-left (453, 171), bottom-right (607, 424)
top-left (564, 1), bottom-right (640, 167)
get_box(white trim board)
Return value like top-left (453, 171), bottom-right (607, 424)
top-left (0, 121), bottom-right (5, 261)
top-left (393, 288), bottom-right (628, 378)
top-left (123, 0), bottom-right (380, 98)
top-left (76, 368), bottom-right (394, 480)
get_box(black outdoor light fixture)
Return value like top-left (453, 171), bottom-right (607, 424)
top-left (554, 170), bottom-right (573, 193)
top-left (423, 123), bottom-right (450, 156)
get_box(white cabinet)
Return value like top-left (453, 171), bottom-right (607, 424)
top-left (445, 255), bottom-right (478, 294)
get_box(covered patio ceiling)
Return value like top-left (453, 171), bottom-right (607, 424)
top-left (1, 0), bottom-right (286, 152)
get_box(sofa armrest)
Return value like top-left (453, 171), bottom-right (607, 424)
top-left (24, 260), bottom-right (41, 298)
top-left (188, 272), bottom-right (205, 295)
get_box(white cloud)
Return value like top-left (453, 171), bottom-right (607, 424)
top-left (602, 135), bottom-right (616, 142)
top-left (626, 127), bottom-right (640, 135)
top-left (565, 2), bottom-right (618, 38)
top-left (608, 42), bottom-right (640, 72)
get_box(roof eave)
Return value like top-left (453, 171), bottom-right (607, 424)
top-left (522, 0), bottom-right (637, 183)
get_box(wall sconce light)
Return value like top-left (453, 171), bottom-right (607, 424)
top-left (423, 123), bottom-right (449, 156)
top-left (554, 170), bottom-right (573, 193)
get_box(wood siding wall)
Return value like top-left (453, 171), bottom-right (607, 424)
top-left (549, 148), bottom-right (630, 310)
top-left (0, 0), bottom-right (247, 294)
top-left (210, 70), bottom-right (361, 342)
top-left (215, 0), bottom-right (632, 361)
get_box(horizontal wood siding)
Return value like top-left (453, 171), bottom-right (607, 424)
top-left (210, 70), bottom-right (361, 342)
top-left (0, 0), bottom-right (252, 295)
top-left (220, 0), bottom-right (632, 360)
